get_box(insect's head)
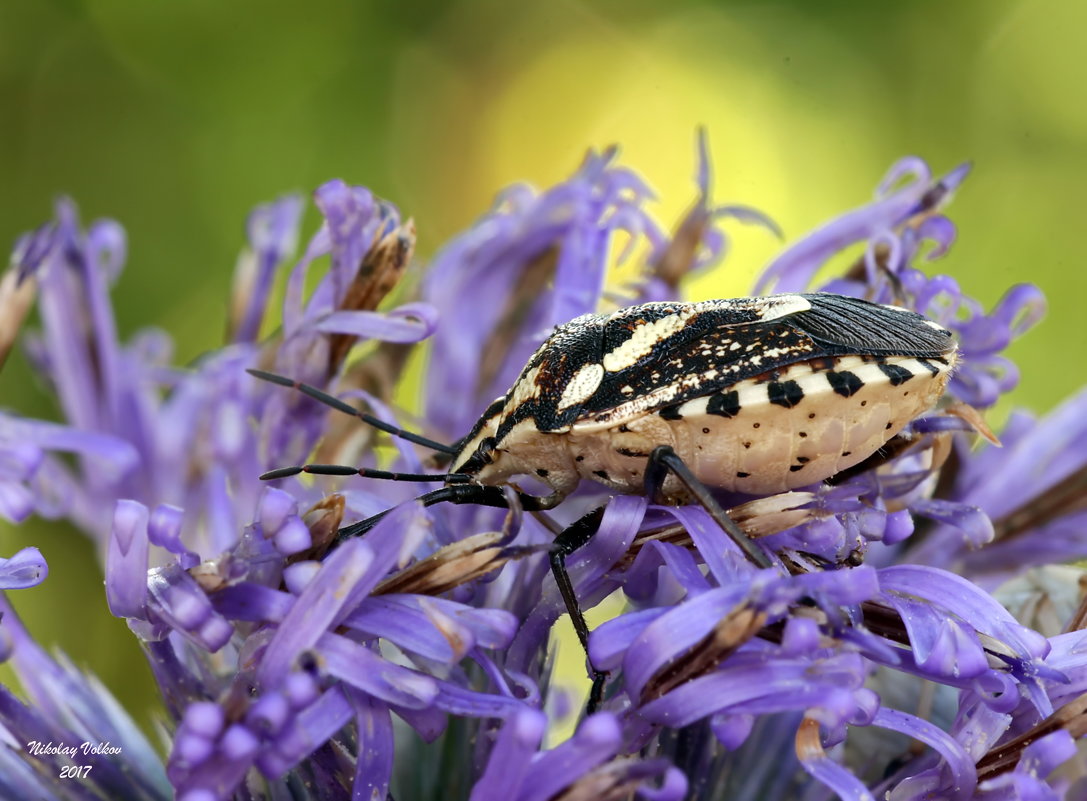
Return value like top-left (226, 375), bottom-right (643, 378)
top-left (448, 395), bottom-right (507, 479)
top-left (449, 431), bottom-right (500, 480)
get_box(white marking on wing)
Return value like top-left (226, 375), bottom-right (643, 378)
top-left (508, 365), bottom-right (543, 408)
top-left (557, 363), bottom-right (605, 411)
top-left (751, 294), bottom-right (812, 321)
top-left (602, 310), bottom-right (694, 372)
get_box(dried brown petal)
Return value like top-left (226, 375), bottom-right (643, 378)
top-left (373, 531), bottom-right (536, 597)
top-left (550, 758), bottom-right (650, 801)
top-left (326, 220), bottom-right (416, 377)
top-left (0, 270), bottom-right (37, 372)
top-left (976, 692), bottom-right (1087, 781)
top-left (944, 401), bottom-right (1001, 446)
top-left (476, 246), bottom-right (557, 396)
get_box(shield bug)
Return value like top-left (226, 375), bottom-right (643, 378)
top-left (251, 291), bottom-right (958, 710)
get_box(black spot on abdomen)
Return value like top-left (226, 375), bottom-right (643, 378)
top-left (707, 390), bottom-right (741, 418)
top-left (768, 380), bottom-right (804, 408)
top-left (826, 370), bottom-right (863, 397)
top-left (915, 358), bottom-right (940, 376)
top-left (878, 363), bottom-right (914, 386)
top-left (659, 404), bottom-right (683, 420)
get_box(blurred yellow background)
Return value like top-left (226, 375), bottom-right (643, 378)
top-left (2, 0), bottom-right (1085, 734)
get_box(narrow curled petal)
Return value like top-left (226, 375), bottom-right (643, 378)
top-left (146, 565), bottom-right (234, 651)
top-left (350, 690), bottom-right (394, 801)
top-left (519, 714), bottom-right (622, 801)
top-left (878, 707), bottom-right (976, 801)
top-left (0, 547), bottom-right (48, 590)
top-left (312, 302), bottom-right (438, 343)
top-left (258, 686), bottom-right (353, 778)
top-left (910, 498), bottom-right (994, 548)
top-left (318, 632), bottom-right (438, 708)
top-left (257, 538), bottom-right (375, 688)
top-left (796, 719), bottom-right (875, 801)
top-left (346, 594), bottom-right (518, 662)
top-left (469, 708), bottom-right (547, 801)
top-left (231, 194), bottom-right (303, 344)
top-left (639, 653), bottom-right (867, 729)
top-left (755, 156), bottom-right (935, 294)
top-left (106, 499), bottom-right (150, 617)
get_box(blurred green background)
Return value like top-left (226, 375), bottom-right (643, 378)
top-left (2, 0), bottom-right (1085, 737)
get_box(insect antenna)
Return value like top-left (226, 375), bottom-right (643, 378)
top-left (335, 485), bottom-right (548, 542)
top-left (247, 368), bottom-right (456, 454)
top-left (259, 463), bottom-right (470, 483)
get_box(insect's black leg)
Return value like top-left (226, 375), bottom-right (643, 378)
top-left (335, 484), bottom-right (547, 541)
top-left (646, 445), bottom-right (772, 569)
top-left (549, 506), bottom-right (609, 714)
top-left (337, 486), bottom-right (609, 709)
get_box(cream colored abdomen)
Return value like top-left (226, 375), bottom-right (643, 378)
top-left (565, 354), bottom-right (953, 498)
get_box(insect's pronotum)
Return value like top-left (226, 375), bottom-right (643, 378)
top-left (252, 291), bottom-right (958, 710)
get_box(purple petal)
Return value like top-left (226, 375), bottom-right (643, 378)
top-left (257, 537), bottom-right (376, 688)
top-left (106, 499), bottom-right (150, 617)
top-left (621, 586), bottom-right (749, 699)
top-left (273, 516), bottom-right (311, 556)
top-left (146, 564), bottom-right (234, 651)
top-left (0, 480), bottom-right (35, 523)
top-left (312, 302), bottom-right (438, 343)
top-left (430, 678), bottom-right (525, 719)
top-left (710, 712), bottom-right (755, 750)
top-left (589, 607), bottom-right (670, 672)
top-left (232, 194), bottom-right (303, 344)
top-left (258, 487), bottom-right (296, 535)
top-left (876, 707), bottom-right (975, 801)
top-left (878, 565), bottom-right (1049, 675)
top-left (915, 215), bottom-right (957, 260)
top-left (346, 595), bottom-right (517, 662)
top-left (755, 156), bottom-right (935, 294)
top-left (349, 690), bottom-right (394, 801)
top-left (469, 708), bottom-right (547, 801)
top-left (910, 498), bottom-right (994, 548)
top-left (259, 687), bottom-right (353, 777)
top-left (798, 740), bottom-right (875, 801)
top-left (0, 547), bottom-right (48, 590)
top-left (318, 632), bottom-right (438, 708)
top-left (639, 653), bottom-right (867, 728)
top-left (520, 714), bottom-right (622, 801)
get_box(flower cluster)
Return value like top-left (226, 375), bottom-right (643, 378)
top-left (2, 137), bottom-right (1086, 801)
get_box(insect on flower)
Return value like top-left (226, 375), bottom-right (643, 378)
top-left (251, 289), bottom-right (957, 710)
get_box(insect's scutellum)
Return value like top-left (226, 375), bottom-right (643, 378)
top-left (255, 291), bottom-right (959, 712)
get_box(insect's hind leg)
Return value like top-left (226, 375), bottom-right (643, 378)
top-left (547, 506), bottom-right (611, 713)
top-left (644, 445), bottom-right (772, 569)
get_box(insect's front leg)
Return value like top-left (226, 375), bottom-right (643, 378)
top-left (644, 445), bottom-right (773, 570)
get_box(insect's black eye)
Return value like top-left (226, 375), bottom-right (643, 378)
top-left (476, 437), bottom-right (497, 465)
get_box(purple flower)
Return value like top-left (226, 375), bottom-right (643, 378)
top-left (0, 596), bottom-right (170, 800)
top-left (2, 143), bottom-right (1085, 801)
